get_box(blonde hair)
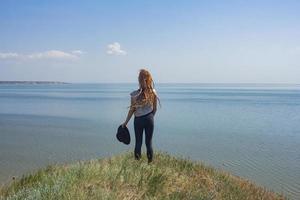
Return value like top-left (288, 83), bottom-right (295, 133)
top-left (131, 69), bottom-right (160, 109)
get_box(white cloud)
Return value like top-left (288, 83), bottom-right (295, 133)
top-left (0, 50), bottom-right (84, 61)
top-left (27, 50), bottom-right (78, 60)
top-left (106, 42), bottom-right (127, 55)
top-left (0, 52), bottom-right (20, 59)
top-left (71, 50), bottom-right (85, 55)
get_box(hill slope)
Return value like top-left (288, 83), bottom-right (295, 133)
top-left (0, 152), bottom-right (284, 200)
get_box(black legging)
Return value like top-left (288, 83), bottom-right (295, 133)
top-left (134, 111), bottom-right (154, 161)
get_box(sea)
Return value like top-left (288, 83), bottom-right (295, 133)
top-left (0, 83), bottom-right (299, 199)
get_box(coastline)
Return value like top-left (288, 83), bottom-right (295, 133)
top-left (0, 81), bottom-right (69, 85)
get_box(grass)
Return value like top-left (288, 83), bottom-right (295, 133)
top-left (0, 152), bottom-right (285, 200)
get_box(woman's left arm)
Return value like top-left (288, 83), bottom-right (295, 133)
top-left (122, 97), bottom-right (135, 127)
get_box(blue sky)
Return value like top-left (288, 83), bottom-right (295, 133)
top-left (0, 0), bottom-right (300, 83)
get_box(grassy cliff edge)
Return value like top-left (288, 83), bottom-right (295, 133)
top-left (0, 152), bottom-right (285, 200)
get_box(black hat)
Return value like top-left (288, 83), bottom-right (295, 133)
top-left (116, 125), bottom-right (130, 145)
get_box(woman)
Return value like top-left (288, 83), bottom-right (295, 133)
top-left (122, 69), bottom-right (160, 163)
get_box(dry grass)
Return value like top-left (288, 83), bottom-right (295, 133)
top-left (0, 152), bottom-right (285, 200)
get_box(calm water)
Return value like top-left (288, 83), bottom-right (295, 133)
top-left (0, 83), bottom-right (300, 199)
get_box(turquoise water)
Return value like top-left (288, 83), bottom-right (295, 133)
top-left (0, 83), bottom-right (300, 199)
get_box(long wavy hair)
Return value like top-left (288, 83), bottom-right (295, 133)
top-left (131, 69), bottom-right (160, 109)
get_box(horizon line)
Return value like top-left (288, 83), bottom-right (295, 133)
top-left (1, 81), bottom-right (300, 85)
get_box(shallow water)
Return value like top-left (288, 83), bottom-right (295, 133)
top-left (0, 83), bottom-right (299, 199)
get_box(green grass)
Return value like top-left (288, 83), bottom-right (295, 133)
top-left (0, 152), bottom-right (285, 200)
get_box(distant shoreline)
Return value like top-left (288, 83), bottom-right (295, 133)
top-left (0, 81), bottom-right (69, 84)
top-left (1, 81), bottom-right (299, 86)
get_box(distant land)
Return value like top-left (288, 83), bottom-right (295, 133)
top-left (0, 81), bottom-right (69, 84)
